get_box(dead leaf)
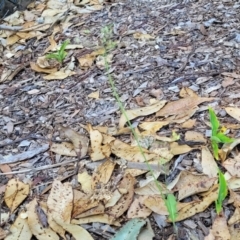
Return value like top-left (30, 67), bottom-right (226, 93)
top-left (184, 131), bottom-right (206, 143)
top-left (78, 171), bottom-right (92, 193)
top-left (27, 199), bottom-right (59, 240)
top-left (43, 69), bottom-right (76, 80)
top-left (223, 155), bottom-right (240, 177)
top-left (30, 62), bottom-right (58, 73)
top-left (225, 107), bottom-right (240, 122)
top-left (133, 32), bottom-right (155, 40)
top-left (211, 215), bottom-right (230, 240)
top-left (119, 100), bottom-right (167, 128)
top-left (5, 212), bottom-right (32, 240)
top-left (107, 174), bottom-right (135, 220)
top-left (88, 90), bottom-right (99, 99)
top-left (139, 121), bottom-right (169, 134)
top-left (4, 179), bottom-right (30, 212)
top-left (50, 142), bottom-right (77, 156)
top-left (201, 146), bottom-right (218, 177)
top-left (156, 96), bottom-right (214, 117)
top-left (170, 142), bottom-right (193, 155)
top-left (59, 126), bottom-right (89, 158)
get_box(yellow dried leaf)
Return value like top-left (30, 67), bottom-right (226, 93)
top-left (139, 121), bottom-right (169, 133)
top-left (5, 212), bottom-right (32, 240)
top-left (78, 171), bottom-right (92, 193)
top-left (27, 199), bottom-right (59, 240)
top-left (4, 179), bottom-right (30, 212)
top-left (133, 32), bottom-right (155, 40)
top-left (170, 142), bottom-right (193, 155)
top-left (181, 119), bottom-right (196, 128)
top-left (50, 142), bottom-right (77, 156)
top-left (76, 203), bottom-right (105, 218)
top-left (43, 69), bottom-right (76, 80)
top-left (47, 180), bottom-right (73, 223)
top-left (88, 90), bottom-right (99, 99)
top-left (119, 100), bottom-right (167, 128)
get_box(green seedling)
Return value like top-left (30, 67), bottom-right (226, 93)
top-left (101, 25), bottom-right (178, 231)
top-left (215, 170), bottom-right (228, 214)
top-left (46, 40), bottom-right (70, 64)
top-left (209, 107), bottom-right (234, 160)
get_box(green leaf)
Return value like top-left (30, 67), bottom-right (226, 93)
top-left (209, 107), bottom-right (219, 136)
top-left (111, 219), bottom-right (146, 240)
top-left (165, 194), bottom-right (177, 223)
top-left (215, 170), bottom-right (228, 214)
top-left (59, 40), bottom-right (70, 55)
top-left (211, 140), bottom-right (219, 160)
top-left (216, 132), bottom-right (234, 144)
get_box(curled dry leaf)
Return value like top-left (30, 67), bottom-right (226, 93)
top-left (37, 56), bottom-right (58, 69)
top-left (27, 198), bottom-right (59, 240)
top-left (59, 126), bottom-right (89, 158)
top-left (119, 100), bottom-right (167, 128)
top-left (5, 212), bottom-right (32, 240)
top-left (156, 96), bottom-right (214, 117)
top-left (4, 179), bottom-right (30, 212)
top-left (47, 180), bottom-right (73, 223)
top-left (30, 62), bottom-right (58, 74)
top-left (107, 174), bottom-right (135, 221)
top-left (91, 159), bottom-right (116, 189)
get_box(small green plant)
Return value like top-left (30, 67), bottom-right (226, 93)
top-left (209, 107), bottom-right (234, 160)
top-left (100, 25), bottom-right (178, 230)
top-left (215, 170), bottom-right (228, 214)
top-left (46, 40), bottom-right (70, 63)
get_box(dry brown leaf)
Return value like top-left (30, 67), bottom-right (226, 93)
top-left (225, 107), bottom-right (240, 122)
top-left (5, 212), bottom-right (32, 240)
top-left (211, 215), bottom-right (230, 240)
top-left (50, 142), bottom-right (77, 156)
top-left (127, 196), bottom-right (152, 218)
top-left (47, 180), bottom-right (73, 223)
top-left (43, 69), bottom-right (76, 80)
top-left (222, 77), bottom-right (235, 88)
top-left (119, 100), bottom-right (166, 128)
top-left (87, 124), bottom-right (110, 161)
top-left (105, 189), bottom-right (122, 208)
top-left (76, 203), bottom-right (105, 218)
top-left (78, 171), bottom-right (92, 193)
top-left (30, 62), bottom-right (58, 73)
top-left (179, 87), bottom-right (198, 98)
top-left (91, 159), bottom-right (116, 189)
top-left (111, 139), bottom-right (158, 162)
top-left (4, 179), bottom-right (30, 212)
top-left (175, 185), bottom-right (218, 222)
top-left (221, 72), bottom-right (240, 78)
top-left (27, 198), bottom-right (59, 240)
top-left (37, 56), bottom-right (58, 69)
top-left (223, 156), bottom-right (240, 177)
top-left (107, 174), bottom-right (135, 220)
top-left (59, 126), bottom-right (89, 158)
top-left (139, 121), bottom-right (169, 134)
top-left (181, 119), bottom-right (196, 128)
top-left (219, 139), bottom-right (240, 161)
top-left (88, 90), bottom-right (99, 99)
top-left (228, 207), bottom-right (240, 225)
top-left (201, 146), bottom-right (218, 177)
top-left (184, 131), bottom-right (206, 143)
top-left (54, 219), bottom-right (93, 240)
top-left (229, 225), bottom-right (240, 240)
top-left (156, 96), bottom-right (214, 117)
top-left (172, 171), bottom-right (216, 200)
top-left (133, 32), bottom-right (155, 40)
top-left (170, 142), bottom-right (193, 155)
top-left (71, 214), bottom-right (120, 226)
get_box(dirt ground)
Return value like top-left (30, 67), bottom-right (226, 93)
top-left (1, 0), bottom-right (240, 239)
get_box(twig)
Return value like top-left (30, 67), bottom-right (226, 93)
top-left (0, 24), bottom-right (22, 31)
top-left (0, 156), bottom-right (88, 176)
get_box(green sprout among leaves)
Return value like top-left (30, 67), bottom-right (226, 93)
top-left (46, 40), bottom-right (70, 64)
top-left (209, 107), bottom-right (234, 160)
top-left (215, 170), bottom-right (228, 215)
top-left (101, 24), bottom-right (178, 230)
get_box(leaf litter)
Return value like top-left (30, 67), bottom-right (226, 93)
top-left (1, 0), bottom-right (240, 239)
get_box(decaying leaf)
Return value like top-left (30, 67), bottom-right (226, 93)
top-left (47, 180), bottom-right (73, 223)
top-left (156, 96), bottom-right (214, 117)
top-left (76, 203), bottom-right (105, 218)
top-left (50, 142), bottom-right (77, 156)
top-left (4, 179), bottom-right (30, 212)
top-left (27, 199), bottom-right (59, 240)
top-left (184, 131), bottom-right (206, 143)
top-left (107, 174), bottom-right (135, 220)
top-left (5, 212), bottom-right (32, 240)
top-left (220, 138), bottom-right (240, 161)
top-left (223, 155), bottom-right (240, 177)
top-left (127, 196), bottom-right (152, 218)
top-left (91, 159), bottom-right (116, 189)
top-left (78, 171), bottom-right (92, 193)
top-left (225, 107), bottom-right (240, 122)
top-left (59, 126), bottom-right (89, 158)
top-left (139, 121), bottom-right (169, 134)
top-left (170, 142), bottom-right (193, 155)
top-left (119, 100), bottom-right (167, 128)
top-left (175, 185), bottom-right (218, 222)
